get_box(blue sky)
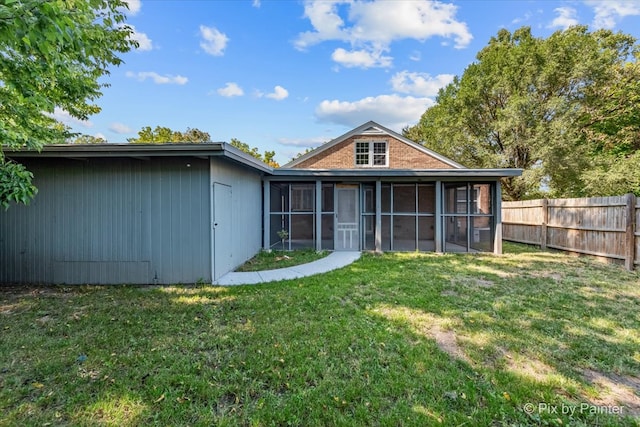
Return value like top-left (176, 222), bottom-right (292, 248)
top-left (57, 0), bottom-right (640, 164)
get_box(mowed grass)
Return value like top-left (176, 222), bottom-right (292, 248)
top-left (1, 243), bottom-right (639, 426)
top-left (235, 249), bottom-right (329, 272)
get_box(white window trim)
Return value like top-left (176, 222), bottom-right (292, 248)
top-left (354, 140), bottom-right (388, 168)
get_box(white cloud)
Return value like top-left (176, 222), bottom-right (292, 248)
top-left (199, 25), bottom-right (229, 56)
top-left (587, 1), bottom-right (640, 29)
top-left (109, 122), bottom-right (133, 134)
top-left (277, 136), bottom-right (328, 147)
top-left (315, 94), bottom-right (433, 130)
top-left (252, 0), bottom-right (261, 7)
top-left (129, 25), bottom-right (153, 51)
top-left (295, 0), bottom-right (472, 68)
top-left (51, 107), bottom-right (93, 128)
top-left (121, 0), bottom-right (141, 15)
top-left (266, 85), bottom-right (289, 100)
top-left (512, 11), bottom-right (533, 25)
top-left (390, 71), bottom-right (454, 97)
top-left (409, 51), bottom-right (421, 62)
top-left (295, 0), bottom-right (346, 49)
top-left (217, 82), bottom-right (244, 97)
top-left (125, 71), bottom-right (188, 85)
top-left (548, 7), bottom-right (579, 29)
top-left (331, 47), bottom-right (392, 68)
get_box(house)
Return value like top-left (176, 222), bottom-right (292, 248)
top-left (0, 121), bottom-right (521, 285)
top-left (265, 121), bottom-right (521, 255)
top-left (0, 143), bottom-right (268, 284)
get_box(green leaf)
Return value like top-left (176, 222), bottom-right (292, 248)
top-left (0, 0), bottom-right (135, 208)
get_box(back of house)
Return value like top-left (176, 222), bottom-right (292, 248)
top-left (0, 121), bottom-right (521, 285)
top-left (265, 121), bottom-right (520, 254)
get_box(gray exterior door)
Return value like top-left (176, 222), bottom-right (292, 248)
top-left (213, 182), bottom-right (233, 280)
top-left (335, 185), bottom-right (359, 251)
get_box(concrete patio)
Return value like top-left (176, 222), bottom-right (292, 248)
top-left (214, 251), bottom-right (361, 286)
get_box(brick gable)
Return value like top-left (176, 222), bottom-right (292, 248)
top-left (292, 135), bottom-right (454, 169)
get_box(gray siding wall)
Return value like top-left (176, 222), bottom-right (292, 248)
top-left (0, 157), bottom-right (211, 285)
top-left (210, 158), bottom-right (263, 275)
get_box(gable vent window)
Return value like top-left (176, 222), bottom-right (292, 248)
top-left (355, 141), bottom-right (388, 167)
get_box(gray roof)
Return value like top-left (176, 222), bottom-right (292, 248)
top-left (5, 137), bottom-right (522, 179)
top-left (5, 142), bottom-right (274, 173)
top-left (283, 120), bottom-right (465, 169)
top-left (268, 168), bottom-right (522, 180)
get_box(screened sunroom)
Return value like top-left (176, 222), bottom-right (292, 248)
top-left (263, 176), bottom-right (503, 254)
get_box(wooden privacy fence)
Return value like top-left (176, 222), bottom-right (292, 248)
top-left (502, 194), bottom-right (639, 270)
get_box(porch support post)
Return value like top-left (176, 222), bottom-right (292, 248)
top-left (494, 180), bottom-right (503, 255)
top-left (210, 157), bottom-right (215, 282)
top-left (375, 179), bottom-right (382, 252)
top-left (315, 180), bottom-right (322, 251)
top-left (435, 181), bottom-right (443, 253)
top-left (263, 179), bottom-right (270, 250)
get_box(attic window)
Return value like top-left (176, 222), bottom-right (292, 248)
top-left (355, 141), bottom-right (388, 167)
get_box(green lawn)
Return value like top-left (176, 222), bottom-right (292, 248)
top-left (235, 249), bottom-right (329, 272)
top-left (1, 243), bottom-right (639, 426)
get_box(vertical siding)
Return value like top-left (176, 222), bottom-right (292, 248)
top-left (502, 199), bottom-right (545, 245)
top-left (0, 160), bottom-right (56, 283)
top-left (503, 195), bottom-right (637, 268)
top-left (0, 157), bottom-right (211, 285)
top-left (142, 157), bottom-right (211, 284)
top-left (210, 158), bottom-right (263, 273)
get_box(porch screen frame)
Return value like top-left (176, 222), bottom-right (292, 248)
top-left (441, 182), bottom-right (495, 253)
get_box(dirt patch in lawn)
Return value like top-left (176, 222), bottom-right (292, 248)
top-left (494, 347), bottom-right (556, 383)
top-left (430, 325), bottom-right (471, 364)
top-left (370, 305), bottom-right (471, 364)
top-left (451, 277), bottom-right (495, 288)
top-left (581, 368), bottom-right (640, 417)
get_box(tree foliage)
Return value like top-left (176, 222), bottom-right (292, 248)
top-left (404, 26), bottom-right (639, 200)
top-left (128, 129), bottom-right (279, 166)
top-left (0, 0), bottom-right (136, 208)
top-left (127, 126), bottom-right (212, 143)
top-left (0, 161), bottom-right (38, 210)
top-left (67, 134), bottom-right (108, 144)
top-left (291, 147), bottom-right (315, 162)
top-left (579, 54), bottom-right (640, 196)
top-left (229, 138), bottom-right (279, 167)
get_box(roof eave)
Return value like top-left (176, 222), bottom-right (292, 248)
top-left (221, 143), bottom-right (273, 173)
top-left (282, 120), bottom-right (464, 169)
top-left (4, 143), bottom-right (274, 173)
top-left (283, 121), bottom-right (378, 167)
top-left (269, 168), bottom-right (523, 178)
top-left (4, 143), bottom-right (226, 158)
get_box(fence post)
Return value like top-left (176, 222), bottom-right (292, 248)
top-left (625, 193), bottom-right (637, 271)
top-left (541, 198), bottom-right (548, 249)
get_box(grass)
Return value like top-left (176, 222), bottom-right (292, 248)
top-left (234, 248), bottom-right (329, 272)
top-left (1, 243), bottom-right (639, 426)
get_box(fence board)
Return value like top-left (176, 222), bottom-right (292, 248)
top-left (503, 194), bottom-right (637, 270)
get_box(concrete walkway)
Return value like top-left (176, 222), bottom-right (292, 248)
top-left (214, 251), bottom-right (361, 286)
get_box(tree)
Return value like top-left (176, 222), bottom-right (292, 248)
top-left (291, 147), bottom-right (315, 162)
top-left (404, 26), bottom-right (638, 200)
top-left (67, 134), bottom-right (108, 144)
top-left (229, 138), bottom-right (280, 167)
top-left (128, 129), bottom-right (280, 166)
top-left (0, 0), bottom-right (136, 208)
top-left (127, 126), bottom-right (212, 143)
top-left (579, 54), bottom-right (640, 196)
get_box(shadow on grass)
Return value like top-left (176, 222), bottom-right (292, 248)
top-left (1, 244), bottom-right (638, 425)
